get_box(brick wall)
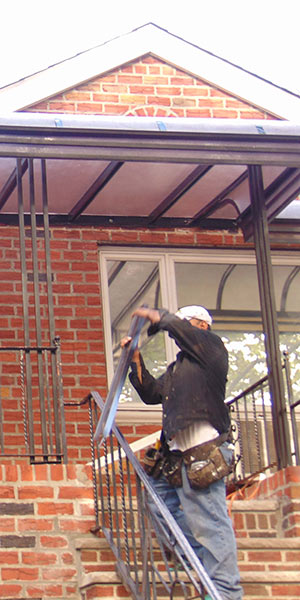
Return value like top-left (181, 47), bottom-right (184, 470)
top-left (244, 467), bottom-right (300, 537)
top-left (26, 55), bottom-right (273, 119)
top-left (0, 463), bottom-right (94, 599)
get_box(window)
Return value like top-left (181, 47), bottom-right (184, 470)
top-left (99, 247), bottom-right (300, 404)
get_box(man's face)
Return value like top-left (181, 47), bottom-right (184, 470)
top-left (189, 318), bottom-right (209, 330)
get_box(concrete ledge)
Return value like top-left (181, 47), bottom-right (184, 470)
top-left (241, 571), bottom-right (300, 583)
top-left (237, 537), bottom-right (300, 549)
top-left (228, 499), bottom-right (279, 511)
top-left (80, 568), bottom-right (300, 589)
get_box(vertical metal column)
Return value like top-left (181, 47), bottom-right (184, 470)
top-left (248, 165), bottom-right (292, 468)
top-left (29, 158), bottom-right (48, 459)
top-left (41, 159), bottom-right (67, 463)
top-left (17, 158), bottom-right (35, 459)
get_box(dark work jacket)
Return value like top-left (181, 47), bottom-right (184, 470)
top-left (129, 311), bottom-right (230, 440)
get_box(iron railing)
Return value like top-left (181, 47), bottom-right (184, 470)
top-left (79, 390), bottom-right (223, 600)
top-left (0, 337), bottom-right (67, 463)
top-left (226, 351), bottom-right (299, 487)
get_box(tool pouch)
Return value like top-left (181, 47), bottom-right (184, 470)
top-left (161, 450), bottom-right (183, 487)
top-left (143, 446), bottom-right (183, 486)
top-left (183, 434), bottom-right (233, 490)
top-left (143, 446), bottom-right (164, 479)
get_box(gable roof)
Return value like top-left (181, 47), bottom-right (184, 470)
top-left (0, 23), bottom-right (300, 120)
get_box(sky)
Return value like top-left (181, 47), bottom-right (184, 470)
top-left (1, 0), bottom-right (299, 95)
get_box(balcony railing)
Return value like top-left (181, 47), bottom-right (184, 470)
top-left (0, 337), bottom-right (67, 463)
top-left (226, 351), bottom-right (299, 488)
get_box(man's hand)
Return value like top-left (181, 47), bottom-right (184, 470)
top-left (120, 335), bottom-right (142, 382)
top-left (132, 307), bottom-right (160, 324)
top-left (120, 335), bottom-right (141, 364)
top-left (120, 336), bottom-right (132, 348)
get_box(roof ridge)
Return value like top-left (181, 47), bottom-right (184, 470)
top-left (1, 22), bottom-right (299, 100)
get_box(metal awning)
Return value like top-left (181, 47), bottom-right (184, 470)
top-left (0, 112), bottom-right (300, 240)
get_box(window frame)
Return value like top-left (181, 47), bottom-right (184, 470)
top-left (99, 246), bottom-right (300, 417)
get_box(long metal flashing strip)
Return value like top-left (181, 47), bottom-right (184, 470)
top-left (0, 131), bottom-right (300, 166)
top-left (1, 143), bottom-right (300, 167)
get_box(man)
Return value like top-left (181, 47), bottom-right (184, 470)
top-left (122, 305), bottom-right (243, 600)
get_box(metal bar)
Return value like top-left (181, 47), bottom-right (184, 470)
top-left (125, 454), bottom-right (139, 582)
top-left (89, 397), bottom-right (100, 531)
top-left (68, 160), bottom-right (123, 221)
top-left (0, 158), bottom-right (28, 209)
top-left (54, 337), bottom-right (67, 463)
top-left (43, 350), bottom-right (54, 455)
top-left (240, 167), bottom-right (300, 239)
top-left (41, 159), bottom-right (63, 460)
top-left (29, 158), bottom-right (48, 458)
top-left (1, 140), bottom-right (300, 166)
top-left (94, 311), bottom-right (147, 441)
top-left (0, 345), bottom-right (58, 352)
top-left (280, 266), bottom-right (300, 312)
top-left (252, 390), bottom-right (262, 471)
top-left (283, 351), bottom-right (300, 465)
top-left (1, 129), bottom-right (300, 152)
top-left (17, 158), bottom-right (35, 458)
top-left (20, 350), bottom-right (29, 454)
top-left (190, 169), bottom-right (248, 224)
top-left (216, 265), bottom-right (235, 310)
top-left (248, 164), bottom-right (292, 468)
top-left (146, 164), bottom-right (212, 225)
top-left (260, 384), bottom-right (272, 469)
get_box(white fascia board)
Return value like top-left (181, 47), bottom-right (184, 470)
top-left (148, 28), bottom-right (300, 122)
top-left (0, 27), bottom-right (153, 113)
top-left (0, 23), bottom-right (299, 121)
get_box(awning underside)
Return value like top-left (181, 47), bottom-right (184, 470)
top-left (0, 113), bottom-right (300, 241)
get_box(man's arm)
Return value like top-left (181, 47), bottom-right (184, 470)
top-left (120, 327), bottom-right (164, 404)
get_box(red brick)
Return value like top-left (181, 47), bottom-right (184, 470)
top-left (18, 518), bottom-right (53, 532)
top-left (2, 567), bottom-right (39, 580)
top-left (37, 502), bottom-right (74, 515)
top-left (18, 486), bottom-right (54, 500)
top-left (48, 102), bottom-right (76, 112)
top-left (0, 551), bottom-right (19, 564)
top-left (0, 584), bottom-right (23, 595)
top-left (40, 535), bottom-right (68, 548)
top-left (41, 567), bottom-right (77, 580)
top-left (22, 551), bottom-right (57, 565)
top-left (0, 518), bottom-right (15, 532)
top-left (59, 518), bottom-right (95, 533)
top-left (27, 584), bottom-right (63, 597)
top-left (0, 487), bottom-right (15, 499)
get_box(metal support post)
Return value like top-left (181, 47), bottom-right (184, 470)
top-left (248, 165), bottom-right (292, 469)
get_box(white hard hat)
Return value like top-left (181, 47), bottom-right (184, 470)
top-left (175, 305), bottom-right (212, 326)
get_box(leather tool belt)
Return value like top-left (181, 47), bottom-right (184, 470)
top-left (182, 432), bottom-right (233, 490)
top-left (143, 431), bottom-right (233, 490)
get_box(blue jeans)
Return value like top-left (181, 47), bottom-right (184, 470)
top-left (147, 442), bottom-right (243, 600)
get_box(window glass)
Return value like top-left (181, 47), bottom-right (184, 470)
top-left (106, 259), bottom-right (167, 402)
top-left (174, 260), bottom-right (300, 400)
